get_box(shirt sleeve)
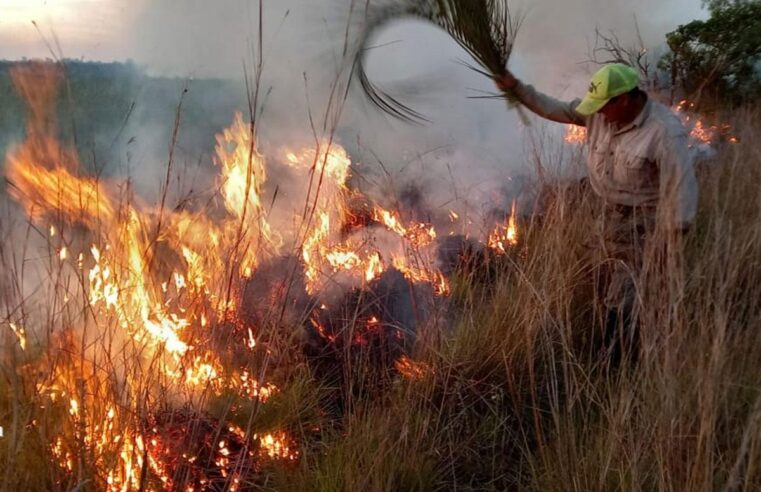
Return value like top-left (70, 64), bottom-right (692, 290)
top-left (656, 122), bottom-right (699, 229)
top-left (513, 81), bottom-right (587, 126)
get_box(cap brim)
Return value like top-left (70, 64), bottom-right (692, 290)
top-left (575, 96), bottom-right (609, 116)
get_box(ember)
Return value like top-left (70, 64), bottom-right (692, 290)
top-left (395, 355), bottom-right (434, 380)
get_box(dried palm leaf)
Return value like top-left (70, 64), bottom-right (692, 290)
top-left (354, 0), bottom-right (529, 124)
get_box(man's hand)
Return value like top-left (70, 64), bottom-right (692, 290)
top-left (495, 71), bottom-right (518, 92)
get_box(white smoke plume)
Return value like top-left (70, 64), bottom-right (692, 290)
top-left (3, 0), bottom-right (707, 221)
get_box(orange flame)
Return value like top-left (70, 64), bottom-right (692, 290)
top-left (257, 431), bottom-right (299, 461)
top-left (215, 111), bottom-right (279, 276)
top-left (6, 64), bottom-right (298, 487)
top-left (2, 62), bottom-right (482, 487)
top-left (373, 206), bottom-right (437, 248)
top-left (673, 100), bottom-right (736, 146)
top-left (488, 200), bottom-right (518, 254)
top-left (564, 125), bottom-right (587, 144)
top-left (564, 100), bottom-right (736, 147)
top-left (395, 355), bottom-right (433, 380)
top-left (365, 252), bottom-right (384, 282)
top-left (392, 256), bottom-right (450, 296)
top-left (8, 322), bottom-right (26, 351)
top-left (284, 143), bottom-right (352, 187)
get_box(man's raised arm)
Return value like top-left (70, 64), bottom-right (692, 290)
top-left (496, 72), bottom-right (586, 126)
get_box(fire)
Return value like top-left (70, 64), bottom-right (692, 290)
top-left (6, 149), bottom-right (116, 225)
top-left (215, 111), bottom-right (279, 277)
top-left (325, 247), bottom-right (362, 271)
top-left (488, 200), bottom-right (519, 254)
top-left (291, 202), bottom-right (449, 294)
top-left (5, 63), bottom-right (301, 488)
top-left (365, 252), bottom-right (384, 282)
top-left (674, 100), bottom-right (737, 146)
top-left (374, 207), bottom-right (406, 236)
top-left (39, 345), bottom-right (164, 491)
top-left (8, 322), bottom-right (26, 350)
top-left (302, 212), bottom-right (328, 285)
top-left (564, 100), bottom-right (736, 148)
top-left (284, 143), bottom-right (352, 186)
top-left (230, 370), bottom-right (278, 402)
top-left (257, 431), bottom-right (299, 461)
top-left (5, 70), bottom-right (115, 225)
top-left (2, 62), bottom-right (517, 488)
top-left (86, 231), bottom-right (191, 356)
top-left (392, 256), bottom-right (450, 296)
top-left (282, 140), bottom-right (448, 297)
top-left (288, 142), bottom-right (383, 294)
top-left (373, 206), bottom-right (437, 248)
top-left (217, 113), bottom-right (264, 216)
top-left (564, 124), bottom-right (587, 144)
top-left (395, 355), bottom-right (433, 380)
top-left (181, 358), bottom-right (220, 386)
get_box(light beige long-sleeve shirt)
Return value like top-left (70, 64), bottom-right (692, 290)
top-left (514, 81), bottom-right (699, 229)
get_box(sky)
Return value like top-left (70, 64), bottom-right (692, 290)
top-left (0, 0), bottom-right (706, 78)
top-left (0, 0), bottom-right (709, 211)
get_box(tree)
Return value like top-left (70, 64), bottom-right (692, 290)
top-left (659, 0), bottom-right (761, 108)
top-left (702, 0), bottom-right (749, 12)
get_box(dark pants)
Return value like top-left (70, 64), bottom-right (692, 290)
top-left (591, 204), bottom-right (657, 366)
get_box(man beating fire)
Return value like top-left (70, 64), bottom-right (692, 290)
top-left (496, 63), bottom-right (699, 364)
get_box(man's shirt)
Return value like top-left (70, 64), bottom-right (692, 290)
top-left (514, 81), bottom-right (698, 229)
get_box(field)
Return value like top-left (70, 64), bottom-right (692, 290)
top-left (0, 60), bottom-right (760, 491)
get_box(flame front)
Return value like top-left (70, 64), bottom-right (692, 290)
top-left (4, 64), bottom-right (449, 487)
top-left (4, 64), bottom-right (299, 488)
top-left (4, 62), bottom-right (522, 488)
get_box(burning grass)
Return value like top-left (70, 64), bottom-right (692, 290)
top-left (1, 62), bottom-right (761, 491)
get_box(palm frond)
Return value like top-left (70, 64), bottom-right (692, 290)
top-left (353, 0), bottom-right (528, 124)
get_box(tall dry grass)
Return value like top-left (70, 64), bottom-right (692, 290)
top-left (276, 106), bottom-right (761, 491)
top-left (1, 100), bottom-right (760, 491)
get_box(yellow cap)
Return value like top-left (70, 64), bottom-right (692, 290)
top-left (575, 64), bottom-right (640, 116)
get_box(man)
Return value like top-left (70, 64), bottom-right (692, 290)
top-left (497, 63), bottom-right (698, 364)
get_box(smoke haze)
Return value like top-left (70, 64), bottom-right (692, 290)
top-left (2, 0), bottom-right (707, 213)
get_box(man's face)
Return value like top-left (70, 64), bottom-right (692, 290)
top-left (599, 94), bottom-right (629, 124)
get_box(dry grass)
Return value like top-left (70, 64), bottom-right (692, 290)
top-left (1, 93), bottom-right (760, 491)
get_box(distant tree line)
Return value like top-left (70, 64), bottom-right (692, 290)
top-left (0, 59), bottom-right (240, 178)
top-left (0, 58), bottom-right (141, 80)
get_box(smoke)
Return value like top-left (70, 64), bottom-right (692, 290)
top-left (0, 0), bottom-right (137, 60)
top-left (111, 0), bottom-right (704, 214)
top-left (0, 0), bottom-right (706, 283)
top-left (508, 0), bottom-right (706, 95)
top-left (1, 0), bottom-right (710, 243)
top-left (2, 0), bottom-right (709, 257)
top-left (0, 0), bottom-right (708, 415)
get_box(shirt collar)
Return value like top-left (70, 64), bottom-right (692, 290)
top-left (614, 97), bottom-right (652, 135)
